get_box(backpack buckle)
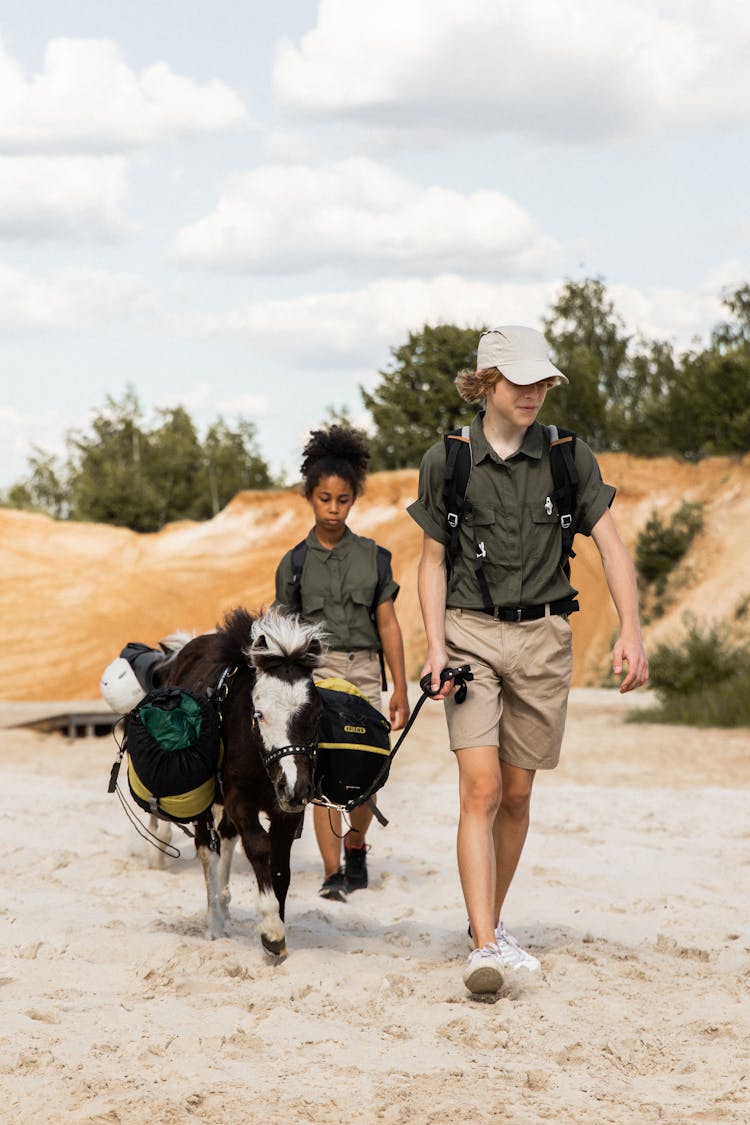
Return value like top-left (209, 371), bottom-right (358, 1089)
top-left (447, 512), bottom-right (459, 528)
top-left (560, 514), bottom-right (572, 529)
top-left (475, 541), bottom-right (486, 560)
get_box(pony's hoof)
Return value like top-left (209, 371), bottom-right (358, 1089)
top-left (205, 919), bottom-right (225, 941)
top-left (261, 934), bottom-right (287, 960)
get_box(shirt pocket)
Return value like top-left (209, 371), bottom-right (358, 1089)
top-left (527, 500), bottom-right (561, 562)
top-left (350, 586), bottom-right (376, 614)
top-left (301, 592), bottom-right (325, 616)
top-left (463, 505), bottom-right (496, 530)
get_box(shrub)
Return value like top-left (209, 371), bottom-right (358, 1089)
top-left (635, 500), bottom-right (704, 587)
top-left (632, 615), bottom-right (750, 727)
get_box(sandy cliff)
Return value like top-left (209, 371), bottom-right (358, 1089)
top-left (2, 454), bottom-right (749, 701)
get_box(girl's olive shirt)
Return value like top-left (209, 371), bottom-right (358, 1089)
top-left (275, 527), bottom-right (399, 651)
top-left (407, 415), bottom-right (615, 609)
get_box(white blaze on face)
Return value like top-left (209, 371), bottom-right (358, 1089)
top-left (253, 674), bottom-right (312, 791)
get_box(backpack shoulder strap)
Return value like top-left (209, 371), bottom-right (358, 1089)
top-left (443, 426), bottom-right (472, 577)
top-left (289, 539), bottom-right (308, 612)
top-left (372, 545), bottom-right (392, 611)
top-left (442, 426), bottom-right (493, 611)
top-left (547, 425), bottom-right (579, 576)
top-left (371, 544), bottom-right (393, 692)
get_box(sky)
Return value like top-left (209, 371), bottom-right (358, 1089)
top-left (1, 0), bottom-right (749, 489)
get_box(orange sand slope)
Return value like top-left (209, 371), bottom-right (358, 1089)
top-left (2, 455), bottom-right (749, 701)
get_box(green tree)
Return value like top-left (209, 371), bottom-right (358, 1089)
top-left (664, 283), bottom-right (750, 458)
top-left (200, 417), bottom-right (274, 517)
top-left (1, 447), bottom-right (68, 517)
top-left (541, 278), bottom-right (630, 448)
top-left (619, 339), bottom-right (679, 455)
top-left (362, 324), bottom-right (479, 468)
top-left (147, 405), bottom-right (204, 525)
top-left (69, 387), bottom-right (164, 531)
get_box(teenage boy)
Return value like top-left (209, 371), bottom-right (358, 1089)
top-left (407, 325), bottom-right (648, 995)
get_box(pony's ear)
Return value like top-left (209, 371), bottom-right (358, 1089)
top-left (299, 637), bottom-right (325, 668)
top-left (249, 632), bottom-right (273, 673)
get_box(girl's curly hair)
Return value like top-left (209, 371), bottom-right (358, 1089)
top-left (300, 425), bottom-right (370, 498)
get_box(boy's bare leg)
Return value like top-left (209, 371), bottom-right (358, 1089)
top-left (455, 745), bottom-right (503, 948)
top-left (492, 761), bottom-right (535, 924)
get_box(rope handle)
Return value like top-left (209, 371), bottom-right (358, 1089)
top-left (418, 663), bottom-right (473, 704)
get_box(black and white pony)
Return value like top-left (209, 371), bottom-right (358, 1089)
top-left (103, 607), bottom-right (325, 958)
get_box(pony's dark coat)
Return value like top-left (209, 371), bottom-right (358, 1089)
top-left (164, 606), bottom-right (324, 957)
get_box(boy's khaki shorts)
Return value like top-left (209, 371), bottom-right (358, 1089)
top-left (315, 649), bottom-right (383, 713)
top-left (444, 607), bottom-right (573, 770)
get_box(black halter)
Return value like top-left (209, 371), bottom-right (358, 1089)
top-left (261, 743), bottom-right (317, 769)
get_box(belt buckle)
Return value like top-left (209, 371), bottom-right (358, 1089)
top-left (516, 608), bottom-right (523, 622)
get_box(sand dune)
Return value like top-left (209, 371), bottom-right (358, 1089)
top-left (3, 454), bottom-right (750, 701)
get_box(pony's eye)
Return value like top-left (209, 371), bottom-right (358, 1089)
top-left (255, 710), bottom-right (264, 722)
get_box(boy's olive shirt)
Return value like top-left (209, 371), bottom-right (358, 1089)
top-left (407, 415), bottom-right (615, 609)
top-left (275, 527), bottom-right (399, 651)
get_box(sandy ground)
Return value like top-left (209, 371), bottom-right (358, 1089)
top-left (1, 687), bottom-right (749, 1125)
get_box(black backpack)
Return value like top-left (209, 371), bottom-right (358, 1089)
top-left (110, 686), bottom-right (222, 824)
top-left (288, 539), bottom-right (392, 690)
top-left (443, 423), bottom-right (579, 612)
top-left (313, 677), bottom-right (392, 812)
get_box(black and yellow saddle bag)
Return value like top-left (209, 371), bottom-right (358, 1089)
top-left (313, 677), bottom-right (392, 812)
top-left (124, 687), bottom-right (221, 823)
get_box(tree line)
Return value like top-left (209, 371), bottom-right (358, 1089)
top-left (4, 388), bottom-right (273, 532)
top-left (363, 277), bottom-right (750, 468)
top-left (5, 277), bottom-right (750, 529)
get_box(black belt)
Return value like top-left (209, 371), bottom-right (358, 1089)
top-left (478, 598), bottom-right (579, 622)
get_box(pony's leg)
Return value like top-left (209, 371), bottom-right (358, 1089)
top-left (195, 814), bottom-right (224, 940)
top-left (217, 810), bottom-right (238, 919)
top-left (232, 810), bottom-right (286, 959)
top-left (147, 814), bottom-right (172, 869)
top-left (268, 811), bottom-right (305, 924)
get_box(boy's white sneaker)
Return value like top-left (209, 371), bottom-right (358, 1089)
top-left (495, 922), bottom-right (540, 973)
top-left (462, 942), bottom-right (505, 994)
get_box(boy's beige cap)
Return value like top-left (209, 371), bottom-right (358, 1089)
top-left (477, 325), bottom-right (568, 386)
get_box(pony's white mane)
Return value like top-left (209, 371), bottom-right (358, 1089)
top-left (247, 608), bottom-right (328, 665)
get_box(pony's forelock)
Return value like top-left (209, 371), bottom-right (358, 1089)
top-left (246, 608), bottom-right (328, 668)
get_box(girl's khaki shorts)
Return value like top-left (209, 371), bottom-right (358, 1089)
top-left (315, 648), bottom-right (383, 713)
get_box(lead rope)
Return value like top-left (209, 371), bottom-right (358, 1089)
top-left (356, 664), bottom-right (474, 825)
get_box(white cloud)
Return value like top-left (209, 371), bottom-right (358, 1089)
top-left (0, 262), bottom-right (151, 334)
top-left (190, 274), bottom-right (561, 363)
top-left (190, 270), bottom-right (733, 367)
top-left (612, 260), bottom-right (748, 346)
top-left (0, 36), bottom-right (247, 153)
top-left (155, 382), bottom-right (271, 423)
top-left (173, 158), bottom-right (562, 275)
top-left (0, 156), bottom-right (135, 239)
top-left (273, 0), bottom-right (750, 140)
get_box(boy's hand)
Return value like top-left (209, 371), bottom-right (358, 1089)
top-left (420, 648), bottom-right (455, 700)
top-left (614, 636), bottom-right (649, 693)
